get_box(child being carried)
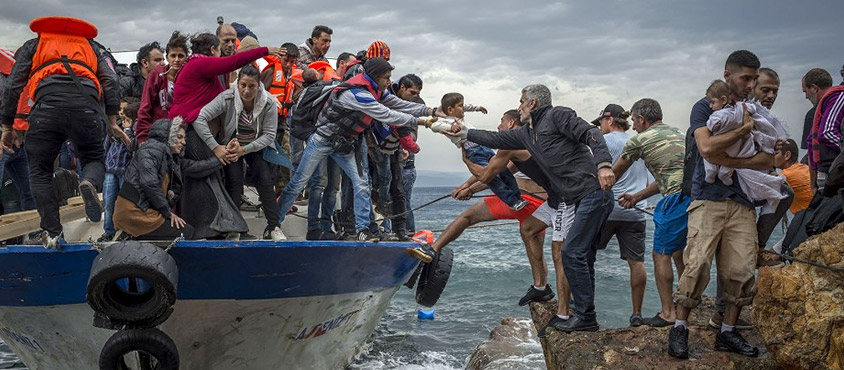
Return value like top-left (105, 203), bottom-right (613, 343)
top-left (704, 80), bottom-right (789, 214)
top-left (424, 92), bottom-right (528, 211)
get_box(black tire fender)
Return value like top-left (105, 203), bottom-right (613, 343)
top-left (415, 246), bottom-right (453, 307)
top-left (87, 241), bottom-right (178, 326)
top-left (98, 328), bottom-right (179, 370)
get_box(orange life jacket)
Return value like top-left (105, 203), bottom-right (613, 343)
top-left (263, 56), bottom-right (298, 117)
top-left (27, 16), bottom-right (100, 100)
top-left (308, 61), bottom-right (338, 81)
top-left (13, 87), bottom-right (31, 131)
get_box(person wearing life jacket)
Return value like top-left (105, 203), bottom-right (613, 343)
top-left (275, 58), bottom-right (441, 242)
top-left (803, 68), bottom-right (844, 193)
top-left (0, 16), bottom-right (124, 248)
top-left (307, 60), bottom-right (339, 82)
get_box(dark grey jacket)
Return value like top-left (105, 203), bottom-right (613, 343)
top-left (467, 105), bottom-right (612, 204)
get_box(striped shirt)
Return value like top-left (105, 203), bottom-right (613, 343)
top-left (236, 110), bottom-right (257, 144)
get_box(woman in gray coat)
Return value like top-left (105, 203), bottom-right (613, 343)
top-left (194, 64), bottom-right (283, 240)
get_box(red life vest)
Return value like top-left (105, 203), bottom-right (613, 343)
top-left (263, 55), bottom-right (298, 117)
top-left (324, 73), bottom-right (382, 137)
top-left (27, 16), bottom-right (101, 100)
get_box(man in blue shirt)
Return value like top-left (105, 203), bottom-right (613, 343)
top-left (670, 50), bottom-right (772, 359)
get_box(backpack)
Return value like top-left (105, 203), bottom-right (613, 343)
top-left (289, 80), bottom-right (347, 141)
top-left (53, 168), bottom-right (79, 206)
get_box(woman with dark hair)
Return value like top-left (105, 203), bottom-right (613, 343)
top-left (194, 65), bottom-right (283, 240)
top-left (136, 31), bottom-right (189, 144)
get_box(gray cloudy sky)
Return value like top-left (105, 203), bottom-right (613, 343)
top-left (1, 1), bottom-right (842, 174)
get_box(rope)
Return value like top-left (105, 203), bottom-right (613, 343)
top-left (761, 249), bottom-right (844, 272)
top-left (287, 193), bottom-right (453, 227)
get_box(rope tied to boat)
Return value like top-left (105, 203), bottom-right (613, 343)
top-left (760, 249), bottom-right (844, 272)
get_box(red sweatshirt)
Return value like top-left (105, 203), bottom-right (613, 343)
top-left (168, 47), bottom-right (268, 124)
top-left (136, 63), bottom-right (171, 144)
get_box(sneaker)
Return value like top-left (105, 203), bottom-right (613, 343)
top-left (225, 232), bottom-right (241, 241)
top-left (548, 315), bottom-right (599, 333)
top-left (629, 314), bottom-right (645, 327)
top-left (510, 199), bottom-right (529, 211)
top-left (645, 312), bottom-right (674, 327)
top-left (44, 232), bottom-right (64, 249)
top-left (306, 229), bottom-right (322, 241)
top-left (356, 230), bottom-right (380, 242)
top-left (540, 315), bottom-right (570, 337)
top-left (708, 311), bottom-right (754, 330)
top-left (405, 244), bottom-right (436, 263)
top-left (318, 230), bottom-right (341, 240)
top-left (668, 325), bottom-right (690, 359)
top-left (263, 226), bottom-right (286, 241)
top-left (392, 231), bottom-right (411, 242)
top-left (96, 233), bottom-right (114, 243)
top-left (518, 284), bottom-right (555, 306)
top-left (715, 328), bottom-right (759, 357)
top-left (78, 180), bottom-right (103, 222)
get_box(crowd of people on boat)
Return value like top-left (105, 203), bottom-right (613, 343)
top-left (1, 15), bottom-right (844, 361)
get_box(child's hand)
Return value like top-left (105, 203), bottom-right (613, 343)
top-left (478, 106), bottom-right (488, 114)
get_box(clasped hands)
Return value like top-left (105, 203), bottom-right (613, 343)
top-left (213, 138), bottom-right (246, 165)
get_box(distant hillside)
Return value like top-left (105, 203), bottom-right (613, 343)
top-left (415, 170), bottom-right (469, 187)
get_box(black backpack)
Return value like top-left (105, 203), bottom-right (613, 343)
top-left (53, 168), bottom-right (79, 206)
top-left (289, 81), bottom-right (348, 141)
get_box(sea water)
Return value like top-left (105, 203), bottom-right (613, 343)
top-left (0, 186), bottom-right (784, 369)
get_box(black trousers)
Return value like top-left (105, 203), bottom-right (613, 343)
top-left (26, 103), bottom-right (105, 235)
top-left (223, 151), bottom-right (280, 229)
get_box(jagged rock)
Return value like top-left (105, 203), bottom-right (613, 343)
top-left (753, 222), bottom-right (844, 370)
top-left (465, 317), bottom-right (543, 370)
top-left (528, 297), bottom-right (780, 370)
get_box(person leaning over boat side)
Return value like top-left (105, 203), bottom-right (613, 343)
top-left (135, 31), bottom-right (189, 145)
top-left (775, 139), bottom-right (811, 215)
top-left (408, 109), bottom-right (575, 313)
top-left (449, 84), bottom-right (616, 332)
top-left (670, 50), bottom-right (770, 359)
top-left (592, 104), bottom-right (649, 328)
top-left (611, 99), bottom-right (688, 328)
top-left (113, 118), bottom-right (195, 240)
top-left (0, 16), bottom-right (127, 248)
top-left (275, 58), bottom-right (441, 242)
top-left (193, 64), bottom-right (283, 241)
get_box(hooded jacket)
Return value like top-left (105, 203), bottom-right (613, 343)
top-left (119, 62), bottom-right (145, 98)
top-left (136, 63), bottom-right (173, 144)
top-left (466, 105), bottom-right (612, 204)
top-left (193, 84), bottom-right (277, 154)
top-left (120, 119), bottom-right (181, 219)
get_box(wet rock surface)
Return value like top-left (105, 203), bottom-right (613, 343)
top-left (753, 223), bottom-right (844, 370)
top-left (465, 317), bottom-right (544, 370)
top-left (527, 297), bottom-right (779, 370)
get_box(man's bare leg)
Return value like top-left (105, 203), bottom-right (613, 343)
top-left (628, 259), bottom-right (646, 316)
top-left (551, 240), bottom-right (570, 316)
top-left (654, 252), bottom-right (676, 321)
top-left (672, 249), bottom-right (685, 278)
top-left (520, 216), bottom-right (548, 286)
top-left (432, 201), bottom-right (496, 252)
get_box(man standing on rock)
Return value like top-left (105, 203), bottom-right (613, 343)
top-left (612, 98), bottom-right (688, 328)
top-left (450, 84), bottom-right (616, 332)
top-left (670, 50), bottom-right (769, 359)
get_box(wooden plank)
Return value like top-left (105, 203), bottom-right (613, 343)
top-left (0, 195), bottom-right (98, 239)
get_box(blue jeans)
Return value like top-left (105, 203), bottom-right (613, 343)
top-left (466, 145), bottom-right (521, 207)
top-left (278, 134), bottom-right (371, 232)
top-left (102, 173), bottom-right (124, 236)
top-left (563, 189), bottom-right (614, 320)
top-left (306, 157), bottom-right (341, 232)
top-left (0, 145), bottom-right (35, 211)
top-left (403, 167), bottom-right (416, 232)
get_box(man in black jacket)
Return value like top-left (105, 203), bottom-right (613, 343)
top-left (450, 84), bottom-right (616, 332)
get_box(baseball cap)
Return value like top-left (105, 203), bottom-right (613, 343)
top-left (591, 104), bottom-right (625, 126)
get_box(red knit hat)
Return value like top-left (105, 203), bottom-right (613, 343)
top-left (365, 41), bottom-right (390, 61)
